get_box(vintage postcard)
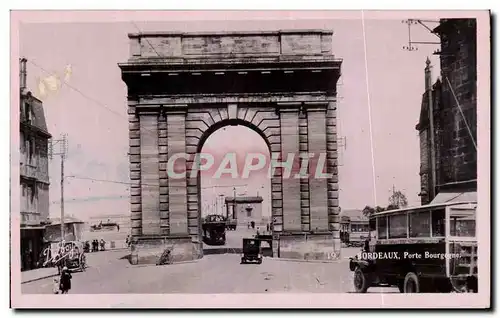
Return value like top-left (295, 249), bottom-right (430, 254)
top-left (10, 10), bottom-right (490, 308)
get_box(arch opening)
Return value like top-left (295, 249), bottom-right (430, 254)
top-left (197, 119), bottom-right (272, 253)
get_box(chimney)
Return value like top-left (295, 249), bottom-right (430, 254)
top-left (20, 57), bottom-right (27, 91)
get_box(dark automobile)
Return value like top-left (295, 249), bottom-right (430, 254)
top-left (202, 214), bottom-right (226, 245)
top-left (241, 238), bottom-right (262, 264)
top-left (349, 201), bottom-right (477, 293)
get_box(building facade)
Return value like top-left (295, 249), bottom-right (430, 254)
top-left (19, 58), bottom-right (51, 271)
top-left (224, 196), bottom-right (263, 225)
top-left (416, 19), bottom-right (477, 205)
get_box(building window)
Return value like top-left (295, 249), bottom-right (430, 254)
top-left (377, 217), bottom-right (387, 239)
top-left (431, 209), bottom-right (445, 237)
top-left (24, 102), bottom-right (32, 123)
top-left (28, 138), bottom-right (35, 163)
top-left (409, 210), bottom-right (431, 237)
top-left (388, 214), bottom-right (407, 239)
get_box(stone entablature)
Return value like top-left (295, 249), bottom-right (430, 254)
top-left (128, 30), bottom-right (334, 59)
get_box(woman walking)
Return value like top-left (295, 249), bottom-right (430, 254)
top-left (59, 266), bottom-right (72, 294)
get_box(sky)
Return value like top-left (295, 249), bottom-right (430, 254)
top-left (18, 16), bottom-right (441, 220)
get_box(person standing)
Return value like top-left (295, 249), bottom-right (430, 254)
top-left (59, 266), bottom-right (72, 294)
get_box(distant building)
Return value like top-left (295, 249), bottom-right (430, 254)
top-left (340, 209), bottom-right (369, 233)
top-left (44, 216), bottom-right (86, 243)
top-left (225, 196), bottom-right (264, 225)
top-left (416, 19), bottom-right (477, 205)
top-left (19, 58), bottom-right (52, 271)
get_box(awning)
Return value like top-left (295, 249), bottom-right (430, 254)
top-left (21, 226), bottom-right (45, 230)
top-left (430, 191), bottom-right (477, 205)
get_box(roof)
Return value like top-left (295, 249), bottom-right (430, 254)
top-left (128, 29), bottom-right (334, 38)
top-left (372, 200), bottom-right (477, 217)
top-left (432, 19), bottom-right (475, 35)
top-left (20, 91), bottom-right (51, 137)
top-left (225, 196), bottom-right (263, 203)
top-left (430, 190), bottom-right (477, 205)
top-left (47, 216), bottom-right (85, 225)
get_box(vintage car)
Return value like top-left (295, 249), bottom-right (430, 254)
top-left (226, 218), bottom-right (237, 231)
top-left (349, 201), bottom-right (477, 293)
top-left (64, 241), bottom-right (87, 272)
top-left (42, 241), bottom-right (87, 273)
top-left (241, 238), bottom-right (262, 264)
top-left (202, 214), bottom-right (227, 245)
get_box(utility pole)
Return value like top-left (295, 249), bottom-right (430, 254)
top-left (49, 134), bottom-right (68, 242)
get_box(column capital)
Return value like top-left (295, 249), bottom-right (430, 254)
top-left (304, 102), bottom-right (328, 112)
top-left (276, 102), bottom-right (301, 113)
top-left (163, 104), bottom-right (188, 115)
top-left (135, 104), bottom-right (161, 116)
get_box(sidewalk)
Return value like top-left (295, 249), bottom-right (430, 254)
top-left (21, 267), bottom-right (59, 284)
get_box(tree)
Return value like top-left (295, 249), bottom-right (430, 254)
top-left (388, 190), bottom-right (409, 209)
top-left (385, 204), bottom-right (399, 211)
top-left (362, 206), bottom-right (375, 218)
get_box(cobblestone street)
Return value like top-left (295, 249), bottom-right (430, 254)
top-left (21, 247), bottom-right (398, 294)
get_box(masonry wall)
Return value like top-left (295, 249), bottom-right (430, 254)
top-left (418, 129), bottom-right (431, 205)
top-left (436, 19), bottom-right (477, 188)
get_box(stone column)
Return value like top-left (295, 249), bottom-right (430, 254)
top-left (166, 108), bottom-right (189, 235)
top-left (128, 99), bottom-right (142, 237)
top-left (298, 111), bottom-right (310, 232)
top-left (307, 104), bottom-right (329, 232)
top-left (158, 113), bottom-right (169, 235)
top-left (326, 101), bottom-right (341, 258)
top-left (139, 111), bottom-right (161, 235)
top-left (278, 104), bottom-right (301, 232)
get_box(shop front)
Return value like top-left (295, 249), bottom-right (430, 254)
top-left (20, 227), bottom-right (45, 271)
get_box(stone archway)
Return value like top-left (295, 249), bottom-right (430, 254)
top-left (120, 30), bottom-right (342, 265)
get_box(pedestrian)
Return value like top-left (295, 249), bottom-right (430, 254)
top-left (59, 266), bottom-right (72, 294)
top-left (100, 239), bottom-right (106, 251)
top-left (363, 239), bottom-right (370, 253)
top-left (266, 223), bottom-right (270, 232)
top-left (251, 221), bottom-right (255, 229)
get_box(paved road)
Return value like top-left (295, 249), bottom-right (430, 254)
top-left (21, 247), bottom-right (398, 294)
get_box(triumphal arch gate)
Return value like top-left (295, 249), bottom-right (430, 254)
top-left (119, 30), bottom-right (342, 264)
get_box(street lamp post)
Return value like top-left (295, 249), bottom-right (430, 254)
top-left (219, 194), bottom-right (224, 215)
